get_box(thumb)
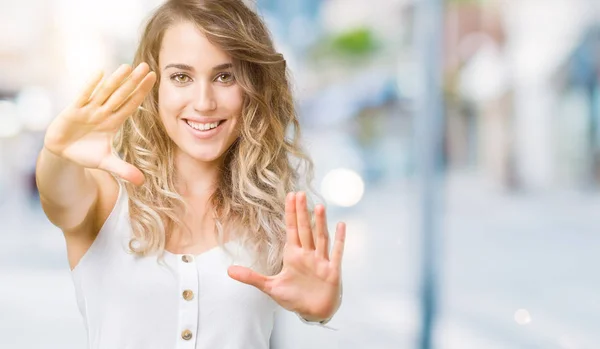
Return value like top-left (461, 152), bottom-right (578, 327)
top-left (100, 155), bottom-right (145, 186)
top-left (228, 265), bottom-right (270, 294)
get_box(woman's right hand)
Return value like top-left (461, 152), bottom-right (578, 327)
top-left (44, 63), bottom-right (157, 186)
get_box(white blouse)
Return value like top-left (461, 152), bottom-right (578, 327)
top-left (71, 181), bottom-right (279, 349)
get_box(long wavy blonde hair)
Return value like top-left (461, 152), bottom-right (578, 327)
top-left (114, 0), bottom-right (315, 274)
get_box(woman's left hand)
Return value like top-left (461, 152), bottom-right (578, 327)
top-left (228, 192), bottom-right (346, 322)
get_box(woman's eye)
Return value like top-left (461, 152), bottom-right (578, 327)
top-left (215, 73), bottom-right (234, 83)
top-left (171, 73), bottom-right (191, 84)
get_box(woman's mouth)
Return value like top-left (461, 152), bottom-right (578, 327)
top-left (183, 119), bottom-right (226, 139)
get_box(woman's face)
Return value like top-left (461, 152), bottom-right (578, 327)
top-left (158, 21), bottom-right (243, 163)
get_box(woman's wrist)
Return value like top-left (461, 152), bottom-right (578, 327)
top-left (297, 283), bottom-right (343, 325)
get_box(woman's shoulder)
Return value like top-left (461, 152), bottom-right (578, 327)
top-left (89, 169), bottom-right (123, 233)
top-left (66, 169), bottom-right (122, 270)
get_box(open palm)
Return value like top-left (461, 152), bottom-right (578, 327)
top-left (44, 63), bottom-right (156, 186)
top-left (228, 192), bottom-right (345, 322)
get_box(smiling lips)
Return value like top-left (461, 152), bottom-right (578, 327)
top-left (185, 119), bottom-right (223, 131)
top-left (183, 118), bottom-right (226, 139)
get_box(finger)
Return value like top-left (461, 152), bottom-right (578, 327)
top-left (227, 265), bottom-right (270, 294)
top-left (89, 64), bottom-right (133, 106)
top-left (74, 70), bottom-right (104, 107)
top-left (112, 72), bottom-right (157, 121)
top-left (285, 192), bottom-right (301, 247)
top-left (296, 192), bottom-right (314, 250)
top-left (330, 222), bottom-right (346, 268)
top-left (99, 155), bottom-right (145, 186)
top-left (314, 204), bottom-right (330, 260)
top-left (104, 63), bottom-right (153, 111)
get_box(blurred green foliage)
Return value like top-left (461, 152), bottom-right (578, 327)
top-left (310, 27), bottom-right (379, 64)
top-left (331, 27), bottom-right (377, 55)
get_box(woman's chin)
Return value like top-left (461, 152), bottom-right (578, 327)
top-left (172, 135), bottom-right (238, 165)
top-left (184, 148), bottom-right (224, 164)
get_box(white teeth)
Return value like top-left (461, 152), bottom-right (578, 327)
top-left (186, 120), bottom-right (220, 131)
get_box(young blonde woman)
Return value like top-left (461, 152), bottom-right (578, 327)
top-left (35, 0), bottom-right (345, 348)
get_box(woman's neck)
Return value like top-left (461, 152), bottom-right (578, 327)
top-left (173, 150), bottom-right (222, 199)
top-left (169, 152), bottom-right (219, 245)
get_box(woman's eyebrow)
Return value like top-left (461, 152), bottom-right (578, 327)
top-left (163, 63), bottom-right (194, 72)
top-left (162, 63), bottom-right (233, 72)
top-left (212, 63), bottom-right (233, 71)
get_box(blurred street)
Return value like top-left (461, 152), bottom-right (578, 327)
top-left (2, 171), bottom-right (599, 348)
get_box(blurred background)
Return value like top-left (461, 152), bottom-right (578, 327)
top-left (1, 0), bottom-right (600, 348)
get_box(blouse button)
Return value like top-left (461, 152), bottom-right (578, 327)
top-left (181, 329), bottom-right (193, 340)
top-left (181, 255), bottom-right (193, 263)
top-left (182, 289), bottom-right (194, 301)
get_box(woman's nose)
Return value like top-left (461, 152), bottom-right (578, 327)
top-left (193, 82), bottom-right (217, 112)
